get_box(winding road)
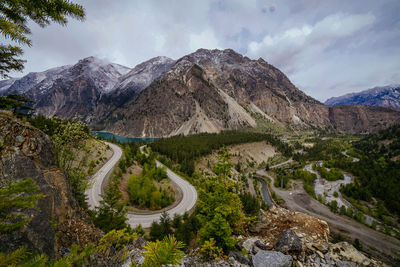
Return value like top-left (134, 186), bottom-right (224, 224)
top-left (256, 167), bottom-right (400, 263)
top-left (85, 142), bottom-right (198, 228)
top-left (86, 142), bottom-right (123, 210)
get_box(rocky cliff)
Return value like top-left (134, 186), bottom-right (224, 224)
top-left (328, 105), bottom-right (400, 134)
top-left (0, 112), bottom-right (101, 256)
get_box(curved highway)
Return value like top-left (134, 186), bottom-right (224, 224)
top-left (85, 142), bottom-right (197, 228)
top-left (86, 141), bottom-right (123, 209)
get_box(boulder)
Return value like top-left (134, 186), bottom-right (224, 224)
top-left (239, 237), bottom-right (260, 253)
top-left (274, 229), bottom-right (302, 253)
top-left (312, 242), bottom-right (328, 253)
top-left (133, 236), bottom-right (147, 249)
top-left (228, 251), bottom-right (251, 265)
top-left (335, 260), bottom-right (357, 267)
top-left (255, 240), bottom-right (267, 250)
top-left (326, 242), bottom-right (371, 266)
top-left (252, 250), bottom-right (292, 267)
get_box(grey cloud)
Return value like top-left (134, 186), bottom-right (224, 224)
top-left (2, 0), bottom-right (399, 102)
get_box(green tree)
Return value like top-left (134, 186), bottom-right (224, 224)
top-left (149, 212), bottom-right (171, 241)
top-left (198, 213), bottom-right (236, 252)
top-left (339, 205), bottom-right (347, 215)
top-left (92, 182), bottom-right (128, 233)
top-left (96, 229), bottom-right (136, 264)
top-left (140, 235), bottom-right (184, 267)
top-left (239, 192), bottom-right (260, 216)
top-left (0, 94), bottom-right (34, 115)
top-left (0, 178), bottom-right (44, 233)
top-left (0, 178), bottom-right (44, 266)
top-left (49, 117), bottom-right (90, 208)
top-left (213, 147), bottom-right (234, 185)
top-left (0, 0), bottom-right (85, 77)
top-left (329, 200), bottom-right (338, 213)
top-left (354, 238), bottom-right (362, 250)
top-left (200, 238), bottom-right (223, 261)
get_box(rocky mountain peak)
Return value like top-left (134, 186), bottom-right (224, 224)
top-left (183, 48), bottom-right (248, 69)
top-left (325, 84), bottom-right (400, 109)
top-left (0, 65), bottom-right (70, 96)
top-left (109, 55), bottom-right (175, 99)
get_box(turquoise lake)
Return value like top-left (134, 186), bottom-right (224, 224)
top-left (91, 131), bottom-right (157, 143)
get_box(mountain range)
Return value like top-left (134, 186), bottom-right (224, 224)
top-left (1, 49), bottom-right (400, 137)
top-left (325, 85), bottom-right (400, 109)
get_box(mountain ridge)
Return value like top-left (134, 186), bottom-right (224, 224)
top-left (1, 49), bottom-right (400, 137)
top-left (325, 85), bottom-right (400, 109)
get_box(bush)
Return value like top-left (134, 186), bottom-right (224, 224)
top-left (239, 193), bottom-right (260, 216)
top-left (200, 238), bottom-right (223, 261)
top-left (127, 166), bottom-right (174, 210)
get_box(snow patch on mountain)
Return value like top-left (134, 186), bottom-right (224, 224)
top-left (0, 65), bottom-right (71, 96)
top-left (325, 85), bottom-right (400, 109)
top-left (112, 56), bottom-right (175, 94)
top-left (0, 78), bottom-right (17, 94)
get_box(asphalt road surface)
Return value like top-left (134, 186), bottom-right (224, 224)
top-left (85, 141), bottom-right (122, 210)
top-left (86, 142), bottom-right (198, 228)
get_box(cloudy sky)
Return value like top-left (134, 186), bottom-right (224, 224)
top-left (7, 0), bottom-right (400, 101)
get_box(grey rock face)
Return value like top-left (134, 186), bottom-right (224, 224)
top-left (0, 114), bottom-right (101, 256)
top-left (252, 250), bottom-right (292, 267)
top-left (255, 240), bottom-right (267, 250)
top-left (334, 260), bottom-right (357, 267)
top-left (274, 229), bottom-right (302, 253)
top-left (239, 237), bottom-right (260, 253)
top-left (133, 236), bottom-right (147, 249)
top-left (228, 251), bottom-right (251, 265)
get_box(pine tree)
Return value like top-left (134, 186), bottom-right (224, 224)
top-left (0, 178), bottom-right (44, 233)
top-left (0, 0), bottom-right (85, 77)
top-left (92, 182), bottom-right (128, 233)
top-left (0, 94), bottom-right (34, 115)
top-left (141, 235), bottom-right (184, 267)
top-left (0, 178), bottom-right (44, 266)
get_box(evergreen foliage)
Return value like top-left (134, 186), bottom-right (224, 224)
top-left (0, 94), bottom-right (34, 115)
top-left (342, 127), bottom-right (400, 216)
top-left (239, 192), bottom-right (261, 217)
top-left (313, 164), bottom-right (344, 181)
top-left (0, 178), bottom-right (44, 233)
top-left (140, 235), bottom-right (184, 267)
top-left (0, 0), bottom-right (85, 77)
top-left (127, 164), bottom-right (174, 210)
top-left (150, 212), bottom-right (172, 241)
top-left (150, 131), bottom-right (292, 176)
top-left (91, 180), bottom-right (129, 233)
top-left (200, 238), bottom-right (223, 261)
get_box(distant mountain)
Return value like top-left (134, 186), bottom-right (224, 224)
top-left (325, 85), bottom-right (400, 109)
top-left (99, 56), bottom-right (175, 107)
top-left (1, 49), bottom-right (400, 136)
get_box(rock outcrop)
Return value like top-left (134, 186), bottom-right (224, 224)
top-left (0, 112), bottom-right (101, 256)
top-left (274, 229), bottom-right (303, 254)
top-left (235, 207), bottom-right (386, 267)
top-left (252, 250), bottom-right (293, 267)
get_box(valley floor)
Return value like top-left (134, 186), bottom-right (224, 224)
top-left (256, 169), bottom-right (400, 264)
